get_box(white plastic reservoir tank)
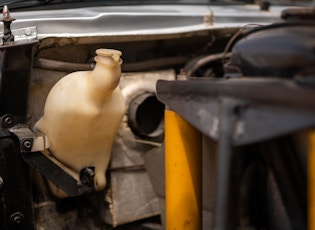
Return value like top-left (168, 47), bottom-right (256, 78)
top-left (34, 49), bottom-right (125, 197)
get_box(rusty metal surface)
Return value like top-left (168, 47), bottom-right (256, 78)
top-left (6, 26), bottom-right (37, 42)
top-left (282, 7), bottom-right (315, 21)
top-left (110, 70), bottom-right (175, 170)
top-left (34, 199), bottom-right (162, 230)
top-left (156, 78), bottom-right (315, 145)
top-left (104, 168), bottom-right (160, 227)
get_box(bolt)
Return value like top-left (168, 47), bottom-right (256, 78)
top-left (260, 1), bottom-right (271, 11)
top-left (80, 167), bottom-right (95, 186)
top-left (4, 117), bottom-right (12, 126)
top-left (203, 14), bottom-right (213, 25)
top-left (1, 114), bottom-right (14, 128)
top-left (10, 212), bottom-right (24, 225)
top-left (1, 5), bottom-right (15, 44)
top-left (24, 28), bottom-right (32, 36)
top-left (23, 140), bottom-right (32, 150)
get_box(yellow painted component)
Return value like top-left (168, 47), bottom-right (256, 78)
top-left (165, 109), bottom-right (202, 230)
top-left (309, 132), bottom-right (315, 230)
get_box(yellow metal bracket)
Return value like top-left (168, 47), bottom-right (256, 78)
top-left (165, 109), bottom-right (202, 230)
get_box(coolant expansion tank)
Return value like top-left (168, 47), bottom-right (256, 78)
top-left (34, 49), bottom-right (125, 196)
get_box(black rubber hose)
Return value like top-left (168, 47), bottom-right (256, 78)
top-left (34, 56), bottom-right (189, 73)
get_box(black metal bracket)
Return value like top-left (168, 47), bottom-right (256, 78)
top-left (8, 126), bottom-right (96, 197)
top-left (0, 17), bottom-right (38, 228)
top-left (0, 128), bottom-right (35, 230)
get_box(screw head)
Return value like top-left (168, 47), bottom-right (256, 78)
top-left (1, 114), bottom-right (15, 128)
top-left (4, 117), bottom-right (12, 125)
top-left (22, 139), bottom-right (32, 150)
